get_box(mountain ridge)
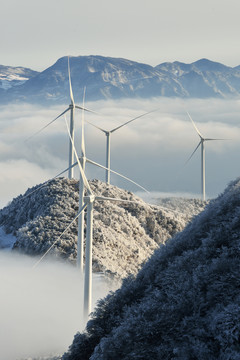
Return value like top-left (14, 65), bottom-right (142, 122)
top-left (1, 56), bottom-right (240, 104)
top-left (0, 65), bottom-right (38, 91)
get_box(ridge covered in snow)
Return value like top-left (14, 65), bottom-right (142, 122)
top-left (155, 197), bottom-right (207, 217)
top-left (62, 177), bottom-right (240, 359)
top-left (0, 178), bottom-right (205, 280)
top-left (1, 56), bottom-right (240, 104)
top-left (0, 65), bottom-right (38, 90)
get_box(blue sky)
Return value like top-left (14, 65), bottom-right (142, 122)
top-left (2, 0), bottom-right (240, 70)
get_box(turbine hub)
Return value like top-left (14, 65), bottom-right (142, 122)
top-left (84, 195), bottom-right (95, 204)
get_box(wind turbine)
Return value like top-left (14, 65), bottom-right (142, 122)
top-left (76, 90), bottom-right (149, 272)
top-left (25, 56), bottom-right (95, 179)
top-left (27, 88), bottom-right (150, 274)
top-left (33, 116), bottom-right (147, 319)
top-left (86, 109), bottom-right (158, 184)
top-left (70, 121), bottom-right (153, 317)
top-left (186, 112), bottom-right (226, 201)
top-left (25, 84), bottom-right (149, 275)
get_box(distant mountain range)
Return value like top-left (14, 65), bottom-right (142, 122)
top-left (1, 56), bottom-right (240, 104)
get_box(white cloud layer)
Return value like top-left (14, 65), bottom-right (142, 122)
top-left (0, 97), bottom-right (240, 208)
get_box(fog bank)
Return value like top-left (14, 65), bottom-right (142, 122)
top-left (0, 252), bottom-right (117, 360)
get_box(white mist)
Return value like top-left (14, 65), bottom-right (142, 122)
top-left (0, 252), bottom-right (117, 360)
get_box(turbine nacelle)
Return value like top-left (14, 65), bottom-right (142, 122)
top-left (84, 194), bottom-right (95, 204)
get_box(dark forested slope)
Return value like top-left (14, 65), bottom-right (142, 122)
top-left (63, 177), bottom-right (240, 360)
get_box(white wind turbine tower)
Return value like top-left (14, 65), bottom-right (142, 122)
top-left (86, 109), bottom-right (157, 184)
top-left (77, 87), bottom-right (87, 272)
top-left (186, 112), bottom-right (226, 201)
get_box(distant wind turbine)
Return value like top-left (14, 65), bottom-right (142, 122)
top-left (25, 56), bottom-right (95, 179)
top-left (186, 112), bottom-right (227, 201)
top-left (86, 109), bottom-right (158, 184)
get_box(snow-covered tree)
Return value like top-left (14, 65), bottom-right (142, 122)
top-left (0, 178), bottom-right (195, 279)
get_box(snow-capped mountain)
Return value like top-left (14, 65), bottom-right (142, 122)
top-left (63, 177), bottom-right (240, 360)
top-left (0, 65), bottom-right (38, 91)
top-left (156, 58), bottom-right (240, 98)
top-left (1, 56), bottom-right (240, 104)
top-left (0, 178), bottom-right (206, 279)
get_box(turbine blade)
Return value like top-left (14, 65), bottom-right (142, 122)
top-left (95, 196), bottom-right (191, 217)
top-left (64, 116), bottom-right (92, 195)
top-left (75, 105), bottom-right (99, 115)
top-left (32, 202), bottom-right (88, 269)
top-left (205, 138), bottom-right (229, 141)
top-left (110, 108), bottom-right (158, 133)
top-left (84, 119), bottom-right (107, 133)
top-left (94, 196), bottom-right (143, 205)
top-left (184, 141), bottom-right (202, 166)
top-left (186, 111), bottom-right (203, 139)
top-left (68, 56), bottom-right (74, 104)
top-left (86, 157), bottom-right (149, 193)
top-left (81, 87), bottom-right (86, 157)
top-left (25, 107), bottom-right (70, 142)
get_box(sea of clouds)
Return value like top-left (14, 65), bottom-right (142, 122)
top-left (0, 97), bottom-right (239, 208)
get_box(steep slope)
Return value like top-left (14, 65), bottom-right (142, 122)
top-left (0, 178), bottom-right (191, 279)
top-left (63, 177), bottom-right (240, 360)
top-left (2, 56), bottom-right (240, 104)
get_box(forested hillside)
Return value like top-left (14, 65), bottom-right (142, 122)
top-left (63, 177), bottom-right (240, 359)
top-left (0, 178), bottom-right (199, 279)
